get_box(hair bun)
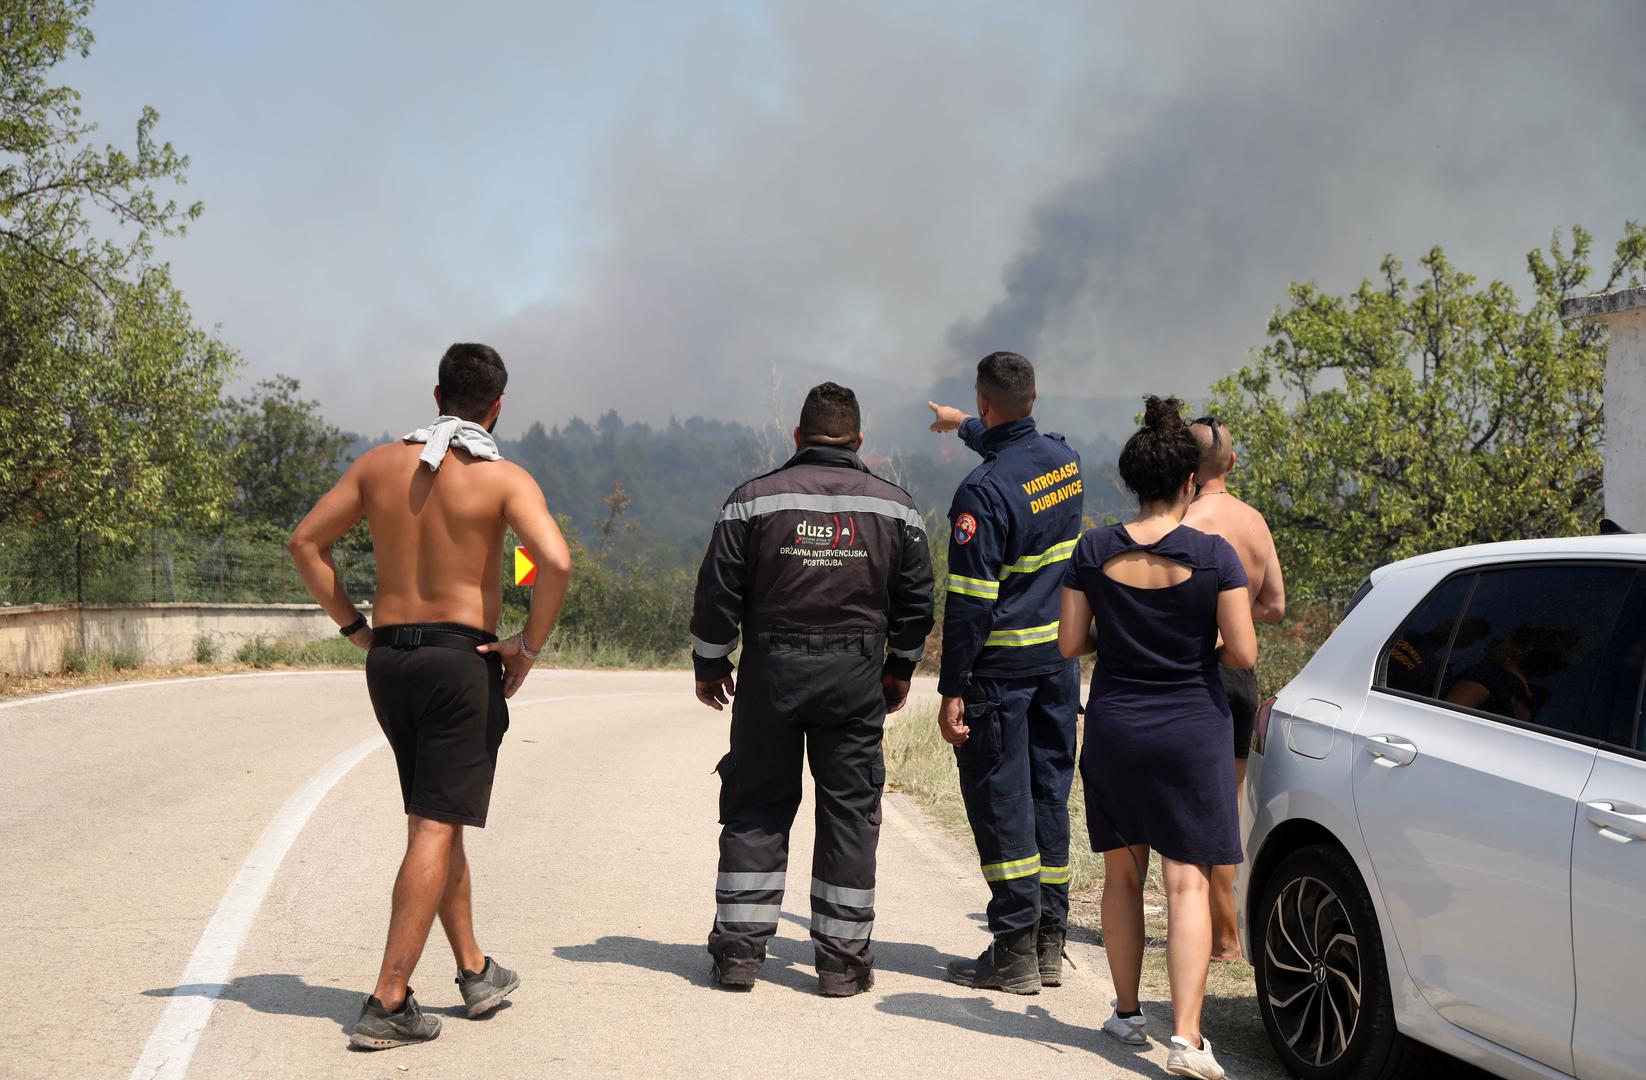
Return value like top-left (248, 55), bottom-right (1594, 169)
top-left (1141, 394), bottom-right (1185, 433)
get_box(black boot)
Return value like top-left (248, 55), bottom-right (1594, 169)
top-left (709, 945), bottom-right (764, 991)
top-left (946, 928), bottom-right (1041, 994)
top-left (1037, 922), bottom-right (1067, 987)
top-left (816, 959), bottom-right (875, 998)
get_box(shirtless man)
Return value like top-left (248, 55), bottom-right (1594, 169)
top-left (288, 343), bottom-right (572, 1049)
top-left (1182, 416), bottom-right (1284, 963)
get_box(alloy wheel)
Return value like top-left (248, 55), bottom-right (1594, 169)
top-left (1262, 874), bottom-right (1364, 1067)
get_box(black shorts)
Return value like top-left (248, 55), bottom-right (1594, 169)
top-left (1220, 664), bottom-right (1260, 759)
top-left (365, 623), bottom-right (510, 827)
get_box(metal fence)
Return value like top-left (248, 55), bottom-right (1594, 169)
top-left (0, 529), bottom-right (378, 606)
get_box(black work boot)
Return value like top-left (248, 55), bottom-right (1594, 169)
top-left (709, 945), bottom-right (764, 991)
top-left (946, 928), bottom-right (1041, 994)
top-left (1037, 922), bottom-right (1067, 987)
top-left (817, 959), bottom-right (875, 998)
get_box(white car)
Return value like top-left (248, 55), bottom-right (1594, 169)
top-left (1238, 534), bottom-right (1646, 1080)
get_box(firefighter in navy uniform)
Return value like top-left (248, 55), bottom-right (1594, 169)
top-left (690, 382), bottom-right (935, 997)
top-left (928, 351), bottom-right (1084, 994)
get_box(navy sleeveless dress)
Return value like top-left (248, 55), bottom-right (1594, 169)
top-left (1062, 523), bottom-right (1248, 866)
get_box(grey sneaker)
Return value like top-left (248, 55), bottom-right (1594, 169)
top-left (1166, 1035), bottom-right (1226, 1079)
top-left (349, 990), bottom-right (441, 1050)
top-left (456, 957), bottom-right (520, 1018)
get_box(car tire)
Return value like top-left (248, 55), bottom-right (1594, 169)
top-left (1253, 843), bottom-right (1429, 1080)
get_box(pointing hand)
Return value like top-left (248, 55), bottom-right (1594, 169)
top-left (928, 402), bottom-right (970, 434)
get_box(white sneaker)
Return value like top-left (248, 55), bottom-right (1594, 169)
top-left (1101, 1000), bottom-right (1148, 1045)
top-left (1166, 1035), bottom-right (1225, 1079)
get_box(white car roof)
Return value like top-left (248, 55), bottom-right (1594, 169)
top-left (1370, 533), bottom-right (1646, 585)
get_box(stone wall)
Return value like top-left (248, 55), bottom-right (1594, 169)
top-left (0, 603), bottom-right (366, 675)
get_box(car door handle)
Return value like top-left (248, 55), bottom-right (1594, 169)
top-left (1585, 801), bottom-right (1646, 843)
top-left (1366, 735), bottom-right (1418, 767)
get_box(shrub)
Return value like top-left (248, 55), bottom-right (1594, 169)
top-left (194, 633), bottom-right (220, 664)
top-left (232, 634), bottom-right (363, 668)
top-left (235, 635), bottom-right (278, 668)
top-left (108, 646), bottom-right (142, 671)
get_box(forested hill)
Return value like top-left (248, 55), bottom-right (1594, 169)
top-left (490, 412), bottom-right (1129, 569)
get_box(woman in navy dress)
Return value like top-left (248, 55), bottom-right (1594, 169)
top-left (1058, 396), bottom-right (1255, 1079)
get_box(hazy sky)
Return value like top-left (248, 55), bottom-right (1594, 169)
top-left (69, 1), bottom-right (1646, 441)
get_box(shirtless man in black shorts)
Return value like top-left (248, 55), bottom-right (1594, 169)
top-left (289, 343), bottom-right (572, 1049)
top-left (1183, 417), bottom-right (1285, 963)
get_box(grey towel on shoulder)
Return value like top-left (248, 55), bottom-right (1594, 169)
top-left (402, 415), bottom-right (503, 472)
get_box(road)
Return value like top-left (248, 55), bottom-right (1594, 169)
top-left (1, 668), bottom-right (1276, 1079)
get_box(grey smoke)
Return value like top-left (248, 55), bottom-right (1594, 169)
top-left (77, 1), bottom-right (1646, 441)
top-left (948, 1), bottom-right (1646, 400)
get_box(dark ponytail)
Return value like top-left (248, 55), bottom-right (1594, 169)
top-left (1118, 395), bottom-right (1199, 505)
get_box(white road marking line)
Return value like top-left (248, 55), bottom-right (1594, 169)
top-left (127, 688), bottom-right (672, 1080)
top-left (128, 734), bottom-right (382, 1080)
top-left (0, 669), bottom-right (357, 712)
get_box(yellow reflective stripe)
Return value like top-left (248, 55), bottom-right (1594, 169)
top-left (1002, 538), bottom-right (1079, 575)
top-left (946, 574), bottom-right (1000, 599)
top-left (1039, 864), bottom-right (1072, 885)
top-left (980, 854), bottom-right (1042, 882)
top-left (984, 622), bottom-right (1060, 647)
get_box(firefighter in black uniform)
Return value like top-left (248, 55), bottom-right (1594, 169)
top-left (928, 351), bottom-right (1084, 994)
top-left (691, 382), bottom-right (935, 997)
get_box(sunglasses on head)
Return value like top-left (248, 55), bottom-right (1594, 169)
top-left (1194, 415), bottom-right (1220, 451)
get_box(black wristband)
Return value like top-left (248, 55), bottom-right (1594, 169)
top-left (338, 614), bottom-right (368, 637)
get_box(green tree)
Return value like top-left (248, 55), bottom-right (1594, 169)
top-left (1204, 223), bottom-right (1646, 601)
top-left (0, 0), bottom-right (237, 544)
top-left (221, 375), bottom-right (352, 529)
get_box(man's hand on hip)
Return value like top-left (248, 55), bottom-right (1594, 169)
top-left (347, 626), bottom-right (373, 652)
top-left (938, 695), bottom-right (970, 746)
top-left (882, 675), bottom-right (911, 714)
top-left (476, 634), bottom-right (533, 699)
top-left (927, 402), bottom-right (970, 434)
top-left (696, 674), bottom-right (736, 711)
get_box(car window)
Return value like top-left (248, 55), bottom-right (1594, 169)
top-left (1379, 574), bottom-right (1475, 697)
top-left (1638, 673), bottom-right (1646, 753)
top-left (1600, 571), bottom-right (1646, 753)
top-left (1437, 565), bottom-right (1635, 741)
top-left (1587, 575), bottom-right (1646, 752)
top-left (1344, 577), bottom-right (1374, 618)
top-left (1624, 633), bottom-right (1646, 752)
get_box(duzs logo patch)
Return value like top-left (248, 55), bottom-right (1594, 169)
top-left (795, 515), bottom-right (858, 549)
top-left (954, 513), bottom-right (978, 546)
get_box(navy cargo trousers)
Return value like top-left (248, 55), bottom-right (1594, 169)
top-left (955, 663), bottom-right (1081, 935)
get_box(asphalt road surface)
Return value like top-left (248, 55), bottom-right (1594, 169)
top-left (2, 668), bottom-right (1281, 1079)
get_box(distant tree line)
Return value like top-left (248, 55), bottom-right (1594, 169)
top-left (502, 413), bottom-right (1130, 570)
